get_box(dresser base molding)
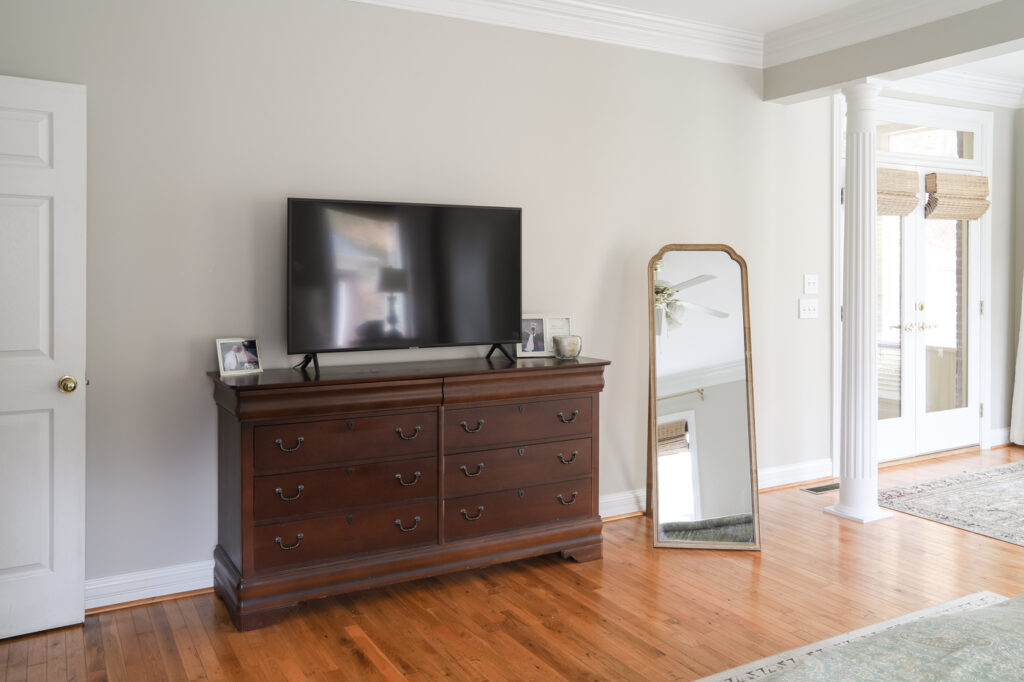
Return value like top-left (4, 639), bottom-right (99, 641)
top-left (214, 516), bottom-right (603, 630)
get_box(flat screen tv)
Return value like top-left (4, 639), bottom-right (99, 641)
top-left (287, 198), bottom-right (522, 358)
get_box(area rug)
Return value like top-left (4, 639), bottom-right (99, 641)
top-left (877, 461), bottom-right (1024, 546)
top-left (698, 591), bottom-right (1010, 681)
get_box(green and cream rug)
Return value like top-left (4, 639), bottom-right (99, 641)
top-left (700, 592), bottom-right (1020, 681)
top-left (878, 461), bottom-right (1024, 546)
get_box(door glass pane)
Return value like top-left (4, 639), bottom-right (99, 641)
top-left (877, 215), bottom-right (902, 420)
top-left (923, 219), bottom-right (968, 412)
top-left (876, 121), bottom-right (975, 159)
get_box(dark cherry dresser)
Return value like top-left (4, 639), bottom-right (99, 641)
top-left (208, 356), bottom-right (609, 630)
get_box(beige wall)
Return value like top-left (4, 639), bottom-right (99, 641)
top-left (0, 0), bottom-right (854, 580)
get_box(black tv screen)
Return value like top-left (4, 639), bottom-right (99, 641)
top-left (287, 198), bottom-right (522, 355)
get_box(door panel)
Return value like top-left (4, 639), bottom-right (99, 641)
top-left (875, 174), bottom-right (979, 462)
top-left (0, 75), bottom-right (86, 638)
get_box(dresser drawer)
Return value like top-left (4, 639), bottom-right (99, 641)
top-left (254, 411), bottom-right (436, 471)
top-left (254, 500), bottom-right (437, 570)
top-left (445, 438), bottom-right (591, 497)
top-left (444, 397), bottom-right (592, 452)
top-left (444, 478), bottom-right (591, 541)
top-left (254, 456), bottom-right (436, 521)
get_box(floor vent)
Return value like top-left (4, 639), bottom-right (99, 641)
top-left (801, 481), bottom-right (839, 494)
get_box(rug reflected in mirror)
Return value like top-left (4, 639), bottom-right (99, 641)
top-left (700, 592), bottom-right (1019, 681)
top-left (878, 461), bottom-right (1024, 546)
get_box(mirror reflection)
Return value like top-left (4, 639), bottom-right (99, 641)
top-left (649, 245), bottom-right (760, 549)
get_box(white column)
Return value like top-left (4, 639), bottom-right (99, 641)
top-left (825, 81), bottom-right (892, 523)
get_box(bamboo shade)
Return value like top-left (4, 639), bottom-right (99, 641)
top-left (656, 420), bottom-right (688, 455)
top-left (924, 172), bottom-right (990, 220)
top-left (877, 168), bottom-right (919, 216)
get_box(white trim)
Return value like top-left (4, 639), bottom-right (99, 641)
top-left (990, 427), bottom-right (1010, 446)
top-left (757, 458), bottom-right (834, 489)
top-left (84, 560), bottom-right (214, 610)
top-left (764, 0), bottom-right (1000, 68)
top-left (886, 70), bottom-right (1024, 109)
top-left (348, 0), bottom-right (763, 67)
top-left (600, 488), bottom-right (646, 517)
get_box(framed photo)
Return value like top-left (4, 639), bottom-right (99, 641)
top-left (517, 314), bottom-right (573, 358)
top-left (217, 337), bottom-right (263, 376)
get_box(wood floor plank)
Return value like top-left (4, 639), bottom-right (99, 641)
top-left (3, 638), bottom-right (29, 682)
top-left (43, 630), bottom-right (66, 682)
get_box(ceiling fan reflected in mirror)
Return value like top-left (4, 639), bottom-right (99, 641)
top-left (653, 264), bottom-right (729, 337)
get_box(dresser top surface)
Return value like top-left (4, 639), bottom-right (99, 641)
top-left (209, 356), bottom-right (610, 391)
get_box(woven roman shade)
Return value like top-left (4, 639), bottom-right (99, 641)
top-left (877, 168), bottom-right (919, 216)
top-left (924, 172), bottom-right (990, 220)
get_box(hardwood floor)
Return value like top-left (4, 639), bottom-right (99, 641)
top-left (4, 447), bottom-right (1024, 681)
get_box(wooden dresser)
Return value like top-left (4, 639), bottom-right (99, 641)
top-left (209, 356), bottom-right (609, 630)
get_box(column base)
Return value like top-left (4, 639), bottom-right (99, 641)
top-left (824, 503), bottom-right (893, 524)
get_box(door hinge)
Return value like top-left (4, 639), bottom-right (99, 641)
top-left (980, 403), bottom-right (984, 418)
top-left (840, 187), bottom-right (845, 204)
top-left (980, 300), bottom-right (985, 315)
top-left (840, 305), bottom-right (844, 323)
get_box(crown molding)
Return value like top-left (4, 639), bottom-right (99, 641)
top-left (884, 69), bottom-right (1024, 108)
top-left (657, 360), bottom-right (747, 397)
top-left (764, 0), bottom-right (1001, 68)
top-left (348, 0), bottom-right (763, 68)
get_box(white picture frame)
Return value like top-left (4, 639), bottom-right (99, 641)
top-left (216, 337), bottom-right (263, 376)
top-left (517, 314), bottom-right (573, 358)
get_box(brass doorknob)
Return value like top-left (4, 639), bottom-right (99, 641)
top-left (58, 376), bottom-right (78, 393)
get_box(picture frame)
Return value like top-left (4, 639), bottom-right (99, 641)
top-left (517, 314), bottom-right (573, 358)
top-left (216, 337), bottom-right (263, 376)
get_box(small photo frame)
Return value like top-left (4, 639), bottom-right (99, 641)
top-left (517, 314), bottom-right (573, 357)
top-left (217, 337), bottom-right (263, 376)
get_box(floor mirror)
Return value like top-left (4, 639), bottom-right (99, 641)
top-left (647, 244), bottom-right (760, 550)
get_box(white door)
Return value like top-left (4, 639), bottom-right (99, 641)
top-left (876, 193), bottom-right (980, 461)
top-left (0, 75), bottom-right (86, 638)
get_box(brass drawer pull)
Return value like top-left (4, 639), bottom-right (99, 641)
top-left (460, 419), bottom-right (485, 433)
top-left (557, 491), bottom-right (579, 506)
top-left (460, 506), bottom-right (484, 521)
top-left (557, 410), bottom-right (579, 424)
top-left (394, 516), bottom-right (421, 532)
top-left (396, 425), bottom-right (422, 440)
top-left (273, 533), bottom-right (304, 550)
top-left (395, 471), bottom-right (422, 486)
top-left (459, 463), bottom-right (485, 478)
top-left (557, 451), bottom-right (578, 464)
top-left (274, 484), bottom-right (304, 501)
top-left (273, 436), bottom-right (304, 452)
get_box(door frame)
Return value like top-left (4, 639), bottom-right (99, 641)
top-left (830, 95), bottom-right (994, 473)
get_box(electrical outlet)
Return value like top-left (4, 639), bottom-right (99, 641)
top-left (799, 298), bottom-right (819, 319)
top-left (804, 274), bottom-right (819, 295)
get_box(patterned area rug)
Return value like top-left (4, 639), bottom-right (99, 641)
top-left (878, 461), bottom-right (1024, 546)
top-left (699, 592), bottom-right (1011, 681)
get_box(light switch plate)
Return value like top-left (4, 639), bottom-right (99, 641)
top-left (804, 274), bottom-right (819, 295)
top-left (799, 298), bottom-right (819, 319)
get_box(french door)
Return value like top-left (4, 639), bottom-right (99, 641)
top-left (876, 182), bottom-right (980, 461)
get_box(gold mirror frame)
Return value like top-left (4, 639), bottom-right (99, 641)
top-left (647, 244), bottom-right (760, 550)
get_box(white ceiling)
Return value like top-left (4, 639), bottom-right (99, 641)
top-left (956, 51), bottom-right (1024, 81)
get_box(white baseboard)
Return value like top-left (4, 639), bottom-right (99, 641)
top-left (757, 457), bottom-right (833, 489)
top-left (990, 427), bottom-right (1010, 447)
top-left (85, 560), bottom-right (214, 610)
top-left (600, 488), bottom-right (646, 517)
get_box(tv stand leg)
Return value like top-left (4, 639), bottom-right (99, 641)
top-left (486, 344), bottom-right (515, 363)
top-left (295, 353), bottom-right (320, 376)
